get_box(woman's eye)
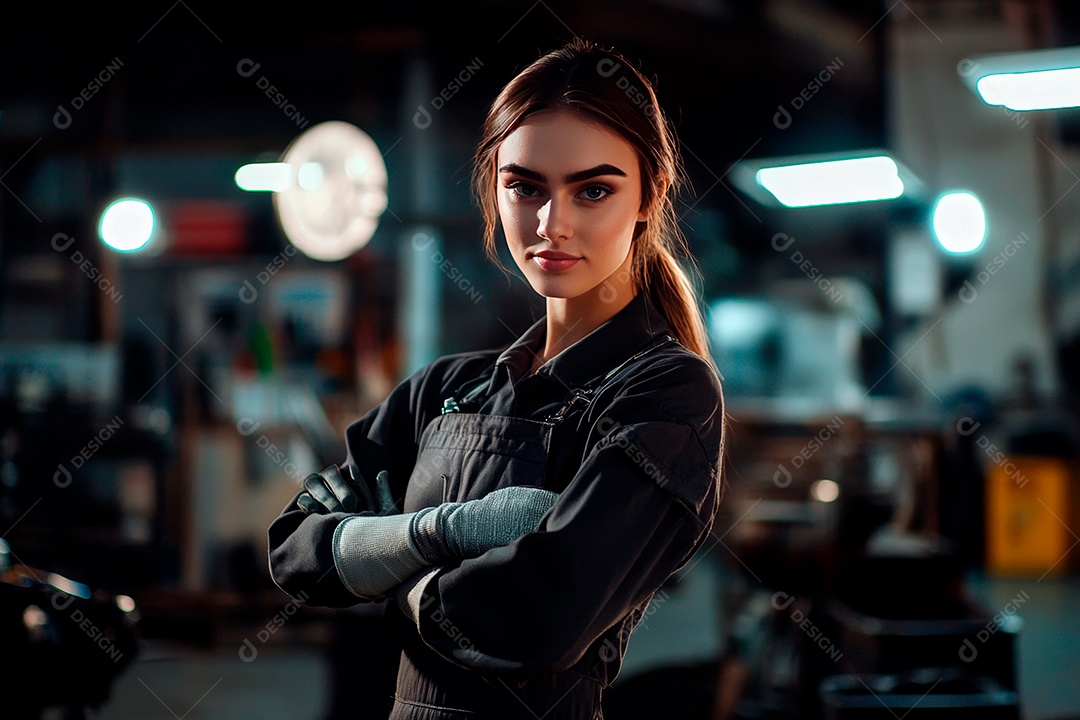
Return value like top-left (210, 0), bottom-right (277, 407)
top-left (508, 183), bottom-right (538, 199)
top-left (505, 182), bottom-right (610, 202)
top-left (579, 186), bottom-right (611, 202)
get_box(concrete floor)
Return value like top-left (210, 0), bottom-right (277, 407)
top-left (97, 645), bottom-right (330, 720)
top-left (965, 572), bottom-right (1080, 720)
top-left (89, 562), bottom-right (1079, 720)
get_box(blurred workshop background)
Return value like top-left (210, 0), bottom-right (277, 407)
top-left (1, 1), bottom-right (1079, 718)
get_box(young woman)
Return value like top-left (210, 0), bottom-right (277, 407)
top-left (268, 37), bottom-right (726, 719)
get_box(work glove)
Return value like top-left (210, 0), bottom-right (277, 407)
top-left (332, 474), bottom-right (558, 601)
top-left (408, 486), bottom-right (560, 563)
top-left (296, 464), bottom-right (374, 515)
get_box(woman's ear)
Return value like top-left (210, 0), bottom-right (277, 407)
top-left (637, 196), bottom-right (655, 223)
top-left (637, 179), bottom-right (668, 223)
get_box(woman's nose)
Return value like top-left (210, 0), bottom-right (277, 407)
top-left (536, 197), bottom-right (572, 241)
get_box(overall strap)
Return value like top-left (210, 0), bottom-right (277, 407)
top-left (543, 333), bottom-right (679, 424)
top-left (584, 333), bottom-right (678, 394)
top-left (440, 361), bottom-right (498, 415)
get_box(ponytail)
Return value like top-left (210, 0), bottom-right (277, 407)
top-left (639, 242), bottom-right (717, 377)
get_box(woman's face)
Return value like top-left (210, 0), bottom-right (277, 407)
top-left (496, 110), bottom-right (646, 300)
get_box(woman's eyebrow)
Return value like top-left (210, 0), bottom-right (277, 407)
top-left (498, 163), bottom-right (628, 184)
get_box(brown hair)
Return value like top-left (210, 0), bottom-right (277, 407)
top-left (471, 37), bottom-right (718, 377)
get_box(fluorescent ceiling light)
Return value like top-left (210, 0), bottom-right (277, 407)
top-left (731, 150), bottom-right (923, 208)
top-left (960, 45), bottom-right (1080, 111)
top-left (977, 68), bottom-right (1080, 110)
top-left (235, 162), bottom-right (292, 192)
top-left (756, 156), bottom-right (903, 207)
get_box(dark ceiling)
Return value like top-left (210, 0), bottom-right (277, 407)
top-left (0, 1), bottom-right (890, 151)
top-left (0, 2), bottom-right (889, 251)
top-left (1, 1), bottom-right (1077, 265)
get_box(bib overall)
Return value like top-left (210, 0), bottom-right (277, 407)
top-left (387, 332), bottom-right (679, 720)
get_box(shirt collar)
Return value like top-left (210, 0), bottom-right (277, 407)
top-left (494, 291), bottom-right (674, 390)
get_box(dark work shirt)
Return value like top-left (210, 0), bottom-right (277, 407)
top-left (267, 290), bottom-right (726, 682)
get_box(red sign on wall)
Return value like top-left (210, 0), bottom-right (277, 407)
top-left (167, 201), bottom-right (247, 255)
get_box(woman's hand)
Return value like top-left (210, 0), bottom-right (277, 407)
top-left (296, 466), bottom-right (397, 517)
top-left (296, 464), bottom-right (359, 514)
top-left (371, 470), bottom-right (400, 515)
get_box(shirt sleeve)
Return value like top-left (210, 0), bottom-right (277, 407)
top-left (395, 354), bottom-right (726, 676)
top-left (266, 358), bottom-right (442, 608)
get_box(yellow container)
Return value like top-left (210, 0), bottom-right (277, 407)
top-left (986, 455), bottom-right (1073, 576)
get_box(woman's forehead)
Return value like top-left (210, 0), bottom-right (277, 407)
top-left (497, 110), bottom-right (637, 174)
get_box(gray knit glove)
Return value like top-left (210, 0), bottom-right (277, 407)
top-left (333, 474), bottom-right (558, 600)
top-left (408, 486), bottom-right (560, 563)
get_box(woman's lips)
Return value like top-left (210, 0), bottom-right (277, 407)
top-left (531, 255), bottom-right (581, 271)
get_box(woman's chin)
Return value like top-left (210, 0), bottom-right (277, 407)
top-left (521, 272), bottom-right (587, 297)
top-left (530, 287), bottom-right (575, 300)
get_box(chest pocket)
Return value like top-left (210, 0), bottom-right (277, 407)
top-left (402, 411), bottom-right (555, 511)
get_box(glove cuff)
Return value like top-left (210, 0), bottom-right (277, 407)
top-left (332, 513), bottom-right (426, 599)
top-left (410, 506), bottom-right (451, 564)
top-left (396, 564), bottom-right (445, 630)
